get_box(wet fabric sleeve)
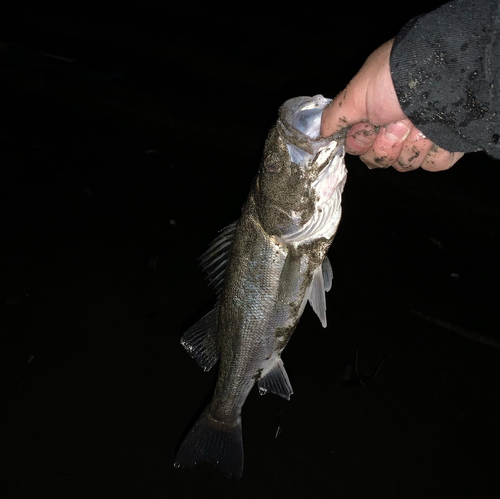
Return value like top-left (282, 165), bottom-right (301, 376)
top-left (390, 0), bottom-right (500, 158)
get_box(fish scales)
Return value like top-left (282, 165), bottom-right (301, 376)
top-left (214, 210), bottom-right (294, 419)
top-left (174, 95), bottom-right (347, 479)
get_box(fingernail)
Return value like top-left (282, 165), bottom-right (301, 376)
top-left (384, 122), bottom-right (410, 142)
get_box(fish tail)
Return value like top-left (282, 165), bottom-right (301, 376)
top-left (174, 408), bottom-right (243, 479)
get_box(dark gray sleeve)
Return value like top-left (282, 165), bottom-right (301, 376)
top-left (390, 0), bottom-right (500, 158)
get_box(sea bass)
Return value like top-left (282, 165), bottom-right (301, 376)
top-left (174, 95), bottom-right (347, 479)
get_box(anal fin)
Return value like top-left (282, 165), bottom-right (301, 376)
top-left (258, 359), bottom-right (293, 400)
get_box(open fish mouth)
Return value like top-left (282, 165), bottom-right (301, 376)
top-left (280, 95), bottom-right (332, 139)
top-left (274, 95), bottom-right (346, 180)
top-left (278, 95), bottom-right (346, 155)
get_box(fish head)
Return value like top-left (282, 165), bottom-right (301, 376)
top-left (254, 95), bottom-right (347, 240)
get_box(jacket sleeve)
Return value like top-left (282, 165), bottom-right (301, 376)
top-left (390, 0), bottom-right (500, 158)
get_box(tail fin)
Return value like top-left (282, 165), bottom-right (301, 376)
top-left (174, 409), bottom-right (244, 479)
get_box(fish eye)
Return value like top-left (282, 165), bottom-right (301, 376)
top-left (264, 161), bottom-right (282, 173)
top-left (261, 152), bottom-right (282, 174)
top-left (267, 164), bottom-right (280, 173)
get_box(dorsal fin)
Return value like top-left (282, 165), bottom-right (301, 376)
top-left (181, 307), bottom-right (219, 371)
top-left (258, 359), bottom-right (293, 400)
top-left (181, 222), bottom-right (237, 372)
top-left (200, 221), bottom-right (237, 295)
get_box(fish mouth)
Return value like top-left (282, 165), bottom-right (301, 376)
top-left (276, 95), bottom-right (345, 179)
top-left (278, 95), bottom-right (345, 157)
top-left (280, 95), bottom-right (331, 139)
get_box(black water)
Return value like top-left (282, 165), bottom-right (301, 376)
top-left (1, 2), bottom-right (499, 497)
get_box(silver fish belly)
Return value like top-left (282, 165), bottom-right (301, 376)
top-left (174, 95), bottom-right (347, 479)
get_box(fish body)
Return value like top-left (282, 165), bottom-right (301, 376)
top-left (174, 95), bottom-right (347, 479)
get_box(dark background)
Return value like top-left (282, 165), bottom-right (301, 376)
top-left (1, 1), bottom-right (499, 497)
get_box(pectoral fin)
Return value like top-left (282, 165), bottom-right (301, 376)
top-left (308, 257), bottom-right (333, 328)
top-left (277, 247), bottom-right (300, 303)
top-left (322, 256), bottom-right (333, 292)
top-left (258, 359), bottom-right (293, 400)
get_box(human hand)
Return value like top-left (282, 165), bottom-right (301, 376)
top-left (320, 40), bottom-right (464, 172)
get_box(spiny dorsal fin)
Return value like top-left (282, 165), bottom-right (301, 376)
top-left (181, 223), bottom-right (237, 371)
top-left (200, 221), bottom-right (237, 295)
top-left (180, 307), bottom-right (219, 372)
top-left (258, 359), bottom-right (293, 400)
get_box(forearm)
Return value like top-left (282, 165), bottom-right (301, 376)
top-left (390, 0), bottom-right (500, 158)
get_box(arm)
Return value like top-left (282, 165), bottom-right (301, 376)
top-left (391, 0), bottom-right (500, 158)
top-left (321, 0), bottom-right (500, 171)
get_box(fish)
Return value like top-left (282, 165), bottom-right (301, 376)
top-left (174, 95), bottom-right (347, 479)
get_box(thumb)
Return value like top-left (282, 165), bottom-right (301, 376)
top-left (321, 39), bottom-right (401, 138)
top-left (320, 87), bottom-right (367, 137)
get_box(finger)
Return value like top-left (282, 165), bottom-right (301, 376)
top-left (393, 128), bottom-right (433, 172)
top-left (358, 119), bottom-right (412, 169)
top-left (321, 88), bottom-right (366, 137)
top-left (344, 122), bottom-right (378, 155)
top-left (421, 146), bottom-right (464, 171)
top-left (451, 152), bottom-right (465, 166)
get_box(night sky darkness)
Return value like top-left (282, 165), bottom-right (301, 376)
top-left (1, 2), bottom-right (499, 498)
